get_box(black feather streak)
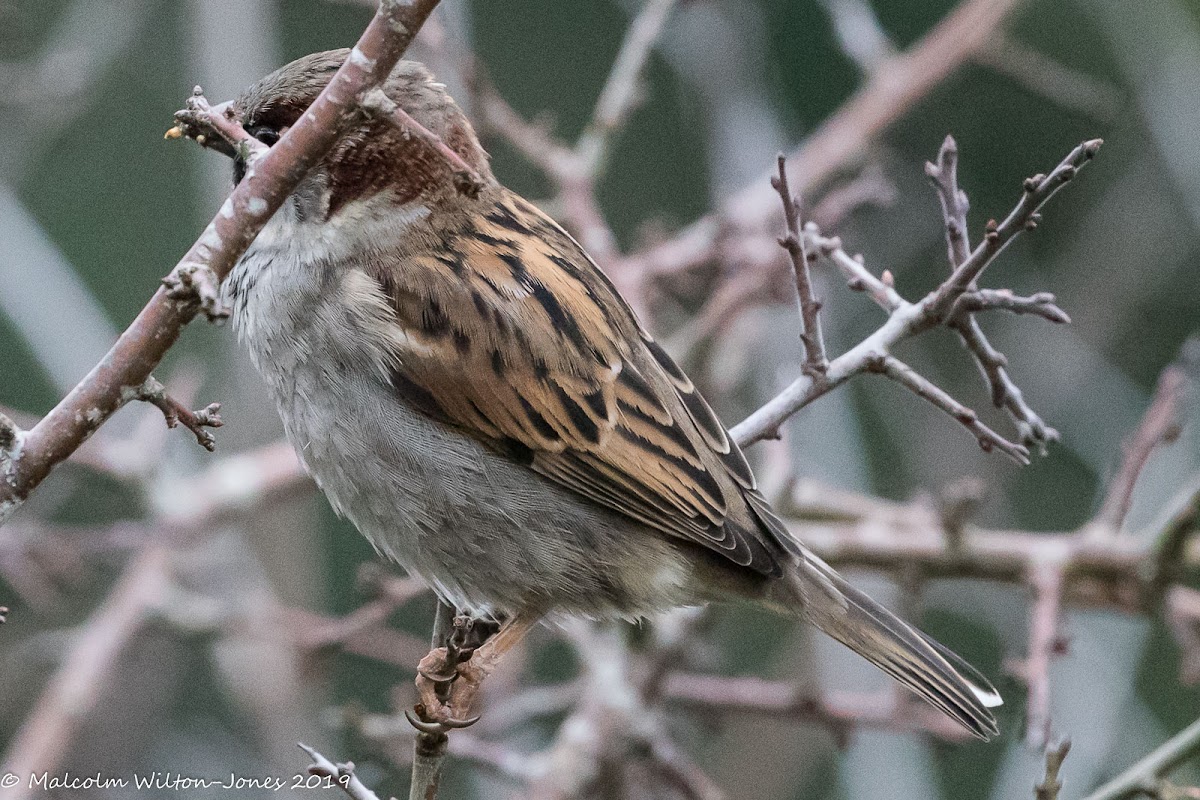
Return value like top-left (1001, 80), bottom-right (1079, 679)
top-left (554, 385), bottom-right (601, 444)
top-left (485, 207), bottom-right (529, 234)
top-left (529, 280), bottom-right (590, 353)
top-left (519, 396), bottom-right (561, 442)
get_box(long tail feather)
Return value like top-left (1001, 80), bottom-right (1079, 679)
top-left (788, 550), bottom-right (1001, 739)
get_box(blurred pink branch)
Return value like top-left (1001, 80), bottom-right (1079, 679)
top-left (0, 547), bottom-right (172, 800)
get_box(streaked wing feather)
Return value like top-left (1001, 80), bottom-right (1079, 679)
top-left (375, 189), bottom-right (786, 577)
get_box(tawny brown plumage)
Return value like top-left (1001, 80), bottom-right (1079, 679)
top-left (223, 50), bottom-right (1002, 739)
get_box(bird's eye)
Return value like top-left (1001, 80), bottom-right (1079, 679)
top-left (232, 126), bottom-right (279, 186)
top-left (248, 126), bottom-right (279, 146)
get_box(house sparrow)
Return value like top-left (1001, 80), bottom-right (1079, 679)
top-left (221, 50), bottom-right (1001, 738)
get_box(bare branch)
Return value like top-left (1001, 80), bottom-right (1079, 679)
top-left (804, 223), bottom-right (903, 312)
top-left (133, 376), bottom-right (223, 452)
top-left (1093, 366), bottom-right (1187, 534)
top-left (926, 133), bottom-right (1072, 451)
top-left (168, 90), bottom-right (270, 166)
top-left (976, 34), bottom-right (1123, 122)
top-left (818, 0), bottom-right (897, 76)
top-left (360, 86), bottom-right (486, 197)
top-left (663, 674), bottom-right (971, 742)
top-left (773, 155), bottom-right (829, 378)
top-left (1035, 739), bottom-right (1072, 800)
top-left (298, 743), bottom-right (384, 800)
top-left (731, 138), bottom-right (1097, 450)
top-left (0, 547), bottom-right (171, 800)
top-left (575, 0), bottom-right (678, 176)
top-left (1011, 560), bottom-right (1067, 748)
top-left (0, 0), bottom-right (444, 526)
top-left (649, 735), bottom-right (727, 800)
top-left (1084, 718), bottom-right (1200, 800)
top-left (950, 289), bottom-right (1071, 324)
top-left (629, 0), bottom-right (1030, 280)
top-left (931, 138), bottom-right (1102, 311)
top-left (870, 354), bottom-right (1029, 462)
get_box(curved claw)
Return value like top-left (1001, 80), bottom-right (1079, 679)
top-left (405, 708), bottom-right (449, 734)
top-left (418, 665), bottom-right (460, 684)
top-left (439, 714), bottom-right (481, 730)
top-left (404, 708), bottom-right (481, 734)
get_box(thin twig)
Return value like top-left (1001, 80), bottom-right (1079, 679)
top-left (730, 139), bottom-right (1098, 450)
top-left (1084, 717), bottom-right (1200, 800)
top-left (869, 354), bottom-right (1030, 463)
top-left (1093, 366), bottom-right (1186, 534)
top-left (804, 223), bottom-right (903, 312)
top-left (575, 0), bottom-right (677, 175)
top-left (298, 743), bottom-right (385, 800)
top-left (931, 138), bottom-right (1102, 312)
top-left (1035, 739), bottom-right (1072, 800)
top-left (773, 155), bottom-right (829, 378)
top-left (134, 376), bottom-right (223, 452)
top-left (168, 91), bottom-right (270, 166)
top-left (629, 0), bottom-right (1030, 280)
top-left (951, 289), bottom-right (1071, 323)
top-left (359, 87), bottom-right (486, 197)
top-left (926, 134), bottom-right (1066, 451)
top-left (1014, 559), bottom-right (1067, 749)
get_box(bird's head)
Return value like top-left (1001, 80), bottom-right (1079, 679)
top-left (229, 49), bottom-right (494, 222)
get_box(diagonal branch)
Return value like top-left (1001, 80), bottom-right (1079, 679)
top-left (926, 134), bottom-right (1078, 451)
top-left (629, 0), bottom-right (1030, 280)
top-left (298, 743), bottom-right (384, 800)
top-left (930, 138), bottom-right (1102, 311)
top-left (133, 376), bottom-right (223, 452)
top-left (1093, 365), bottom-right (1187, 534)
top-left (0, 0), bottom-right (444, 526)
top-left (575, 0), bottom-right (678, 177)
top-left (360, 86), bottom-right (486, 197)
top-left (868, 354), bottom-right (1031, 463)
top-left (1083, 717), bottom-right (1200, 800)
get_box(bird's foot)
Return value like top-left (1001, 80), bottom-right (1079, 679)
top-left (407, 612), bottom-right (539, 735)
top-left (408, 616), bottom-right (483, 733)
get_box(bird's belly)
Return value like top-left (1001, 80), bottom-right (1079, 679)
top-left (228, 245), bottom-right (693, 618)
top-left (284, 367), bottom-right (696, 617)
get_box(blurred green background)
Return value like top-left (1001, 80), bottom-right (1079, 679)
top-left (1, 1), bottom-right (1199, 798)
